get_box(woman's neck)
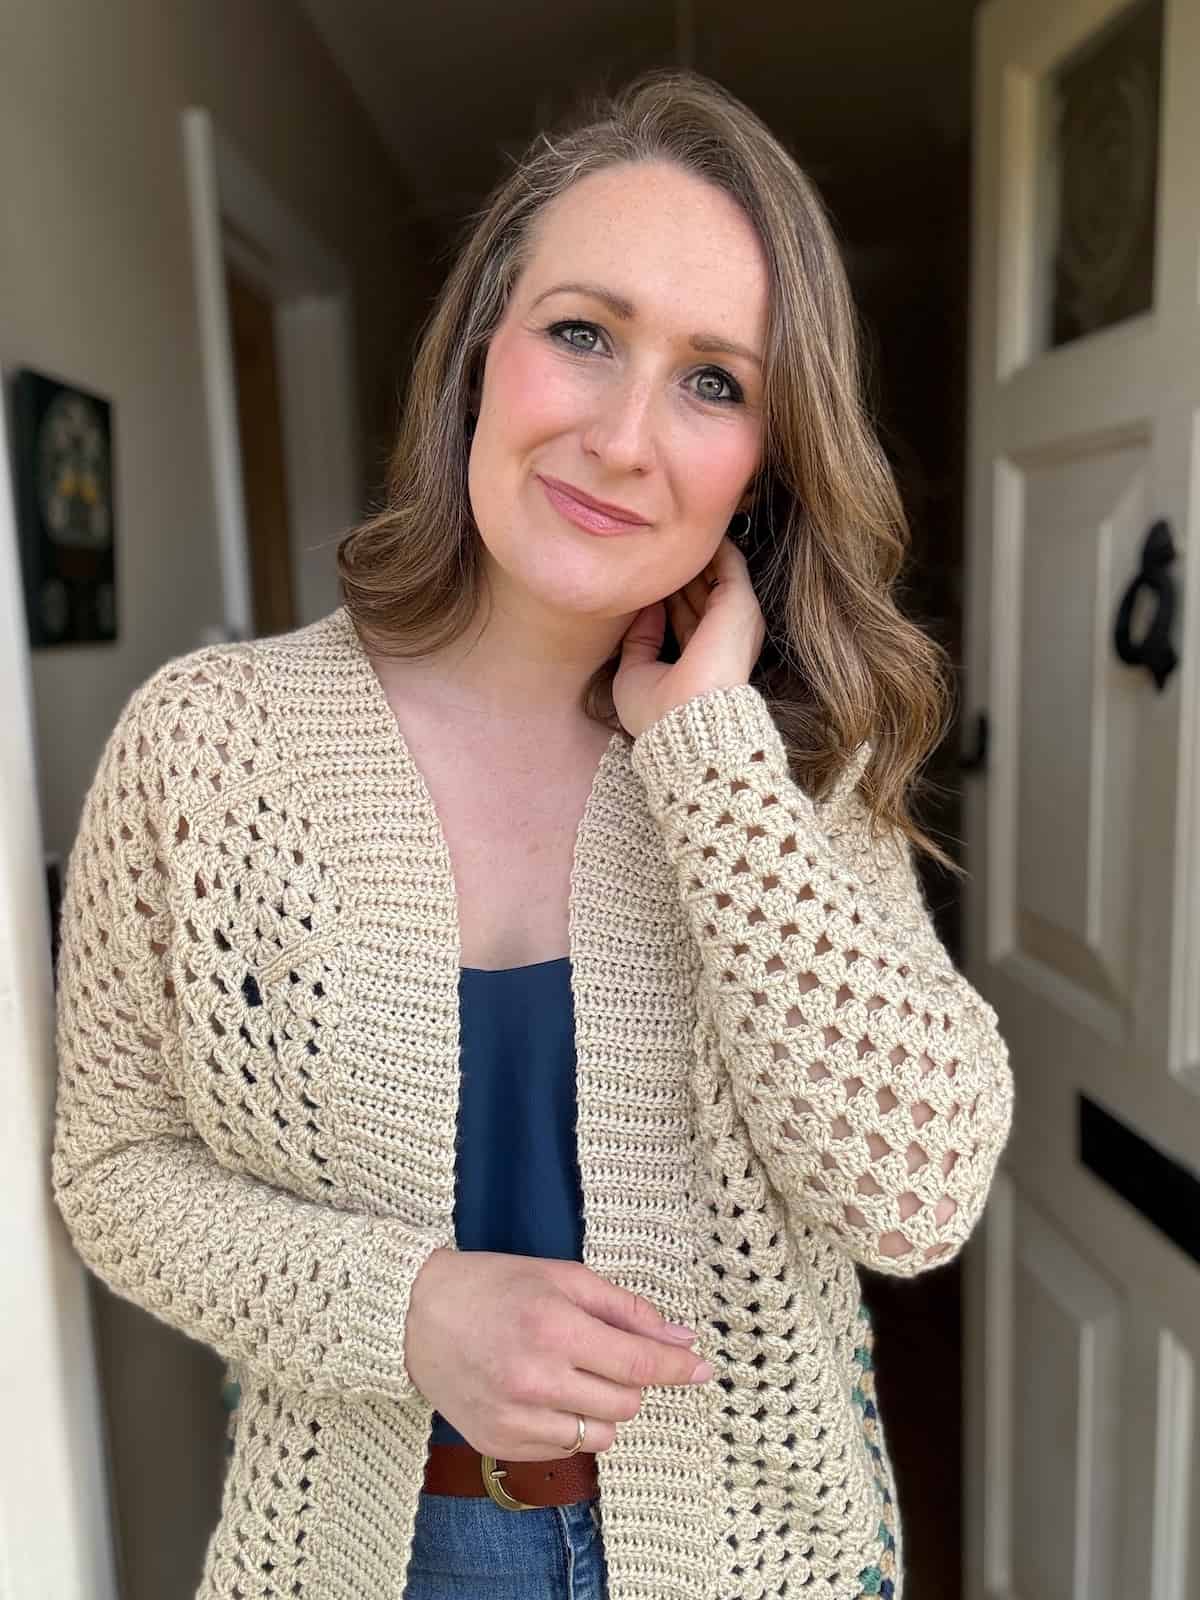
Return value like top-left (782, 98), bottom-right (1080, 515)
top-left (373, 577), bottom-right (631, 729)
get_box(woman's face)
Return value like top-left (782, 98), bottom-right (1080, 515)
top-left (467, 160), bottom-right (769, 623)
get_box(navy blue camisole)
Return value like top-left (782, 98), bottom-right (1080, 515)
top-left (430, 955), bottom-right (584, 1448)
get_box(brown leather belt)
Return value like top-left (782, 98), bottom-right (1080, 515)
top-left (423, 1441), bottom-right (598, 1509)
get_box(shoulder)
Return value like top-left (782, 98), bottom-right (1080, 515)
top-left (95, 611), bottom-right (351, 827)
top-left (111, 610), bottom-right (346, 754)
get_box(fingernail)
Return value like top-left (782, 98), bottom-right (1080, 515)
top-left (662, 1322), bottom-right (698, 1342)
top-left (690, 1359), bottom-right (715, 1383)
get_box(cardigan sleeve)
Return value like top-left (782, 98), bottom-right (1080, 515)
top-left (631, 683), bottom-right (1013, 1276)
top-left (50, 673), bottom-right (444, 1403)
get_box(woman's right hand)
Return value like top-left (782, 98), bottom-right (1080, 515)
top-left (404, 1247), bottom-right (715, 1458)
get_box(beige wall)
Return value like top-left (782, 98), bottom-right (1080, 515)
top-left (1, 0), bottom-right (434, 863)
top-left (0, 3), bottom-right (432, 1595)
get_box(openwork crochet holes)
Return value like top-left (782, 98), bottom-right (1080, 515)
top-left (666, 753), bottom-right (986, 1268)
top-left (50, 619), bottom-right (1012, 1600)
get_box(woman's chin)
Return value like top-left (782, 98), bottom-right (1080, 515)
top-left (490, 558), bottom-right (643, 621)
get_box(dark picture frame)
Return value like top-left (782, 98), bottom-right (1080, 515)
top-left (10, 367), bottom-right (117, 647)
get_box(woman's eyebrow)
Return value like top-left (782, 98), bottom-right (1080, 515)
top-left (529, 281), bottom-right (763, 368)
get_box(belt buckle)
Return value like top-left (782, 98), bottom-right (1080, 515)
top-left (480, 1454), bottom-right (537, 1511)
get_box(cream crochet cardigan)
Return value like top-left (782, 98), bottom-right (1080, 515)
top-left (52, 607), bottom-right (1012, 1600)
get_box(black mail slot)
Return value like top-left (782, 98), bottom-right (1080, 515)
top-left (1078, 1094), bottom-right (1200, 1269)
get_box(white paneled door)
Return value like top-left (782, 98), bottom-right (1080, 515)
top-left (962, 1), bottom-right (1200, 1597)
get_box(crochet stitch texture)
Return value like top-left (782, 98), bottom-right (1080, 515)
top-left (52, 607), bottom-right (1013, 1600)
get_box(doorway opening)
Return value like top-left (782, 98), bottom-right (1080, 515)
top-left (181, 107), bottom-right (360, 640)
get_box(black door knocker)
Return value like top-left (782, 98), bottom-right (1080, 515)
top-left (1112, 518), bottom-right (1179, 691)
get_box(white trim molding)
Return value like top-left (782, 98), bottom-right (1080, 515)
top-left (180, 106), bottom-right (360, 642)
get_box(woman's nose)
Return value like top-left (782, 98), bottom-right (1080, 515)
top-left (581, 375), bottom-right (657, 474)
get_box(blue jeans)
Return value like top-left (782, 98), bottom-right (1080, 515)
top-left (402, 1490), bottom-right (609, 1599)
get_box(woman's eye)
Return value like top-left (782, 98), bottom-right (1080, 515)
top-left (547, 324), bottom-right (742, 406)
top-left (693, 368), bottom-right (742, 405)
top-left (550, 321), bottom-right (603, 353)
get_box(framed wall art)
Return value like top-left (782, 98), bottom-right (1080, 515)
top-left (10, 367), bottom-right (117, 646)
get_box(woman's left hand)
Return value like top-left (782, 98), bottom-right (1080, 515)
top-left (613, 534), bottom-right (767, 739)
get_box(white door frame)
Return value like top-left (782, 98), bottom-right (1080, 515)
top-left (0, 395), bottom-right (119, 1598)
top-left (181, 107), bottom-right (361, 637)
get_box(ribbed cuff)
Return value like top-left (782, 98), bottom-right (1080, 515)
top-left (339, 1224), bottom-right (450, 1402)
top-left (630, 683), bottom-right (796, 814)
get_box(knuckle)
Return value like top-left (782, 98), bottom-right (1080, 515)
top-left (513, 1294), bottom-right (552, 1344)
top-left (537, 1305), bottom-right (573, 1354)
top-left (627, 1288), bottom-right (657, 1326)
top-left (624, 1346), bottom-right (657, 1388)
top-left (538, 1371), bottom-right (569, 1412)
top-left (504, 1359), bottom-right (544, 1407)
top-left (515, 1294), bottom-right (568, 1356)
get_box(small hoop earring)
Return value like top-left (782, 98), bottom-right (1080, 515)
top-left (728, 511), bottom-right (751, 542)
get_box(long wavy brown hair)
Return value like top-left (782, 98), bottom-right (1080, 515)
top-left (338, 69), bottom-right (959, 872)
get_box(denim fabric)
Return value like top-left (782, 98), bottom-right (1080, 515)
top-left (402, 1491), bottom-right (608, 1600)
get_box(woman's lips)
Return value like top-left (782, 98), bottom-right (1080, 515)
top-left (537, 475), bottom-right (649, 535)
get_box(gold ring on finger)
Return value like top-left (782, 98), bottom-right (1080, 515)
top-left (563, 1413), bottom-right (586, 1456)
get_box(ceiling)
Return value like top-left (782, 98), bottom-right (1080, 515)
top-left (298, 0), bottom-right (979, 230)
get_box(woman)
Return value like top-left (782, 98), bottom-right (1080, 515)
top-left (51, 69), bottom-right (1012, 1600)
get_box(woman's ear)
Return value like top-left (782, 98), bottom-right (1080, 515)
top-left (736, 468), bottom-right (765, 519)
